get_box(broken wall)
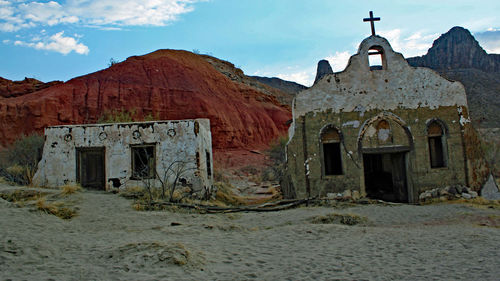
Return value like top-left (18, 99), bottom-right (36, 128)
top-left (33, 119), bottom-right (213, 193)
top-left (285, 35), bottom-right (488, 200)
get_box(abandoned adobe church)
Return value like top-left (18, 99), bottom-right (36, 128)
top-left (33, 119), bottom-right (214, 195)
top-left (282, 13), bottom-right (489, 203)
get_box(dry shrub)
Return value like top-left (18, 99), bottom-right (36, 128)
top-left (239, 165), bottom-right (260, 176)
top-left (0, 133), bottom-right (44, 185)
top-left (120, 186), bottom-right (146, 199)
top-left (420, 196), bottom-right (500, 209)
top-left (311, 213), bottom-right (367, 226)
top-left (36, 197), bottom-right (77, 219)
top-left (60, 184), bottom-right (82, 195)
top-left (0, 189), bottom-right (46, 203)
top-left (263, 136), bottom-right (288, 182)
top-left (213, 168), bottom-right (229, 184)
top-left (214, 182), bottom-right (247, 206)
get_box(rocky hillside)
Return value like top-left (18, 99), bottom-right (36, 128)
top-left (199, 55), bottom-right (297, 106)
top-left (0, 50), bottom-right (291, 151)
top-left (0, 77), bottom-right (61, 98)
top-left (313, 59), bottom-right (334, 84)
top-left (407, 26), bottom-right (500, 128)
top-left (250, 76), bottom-right (307, 97)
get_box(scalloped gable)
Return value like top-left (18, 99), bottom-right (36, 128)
top-left (293, 35), bottom-right (468, 118)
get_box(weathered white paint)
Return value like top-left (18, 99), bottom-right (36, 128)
top-left (33, 119), bottom-right (213, 194)
top-left (287, 36), bottom-right (468, 145)
top-left (342, 120), bottom-right (360, 128)
top-left (293, 36), bottom-right (468, 118)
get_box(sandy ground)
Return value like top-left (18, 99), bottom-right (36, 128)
top-left (1, 184), bottom-right (499, 281)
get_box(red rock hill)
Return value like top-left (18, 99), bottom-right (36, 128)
top-left (0, 50), bottom-right (291, 152)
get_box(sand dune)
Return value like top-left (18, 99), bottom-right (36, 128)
top-left (1, 184), bottom-right (499, 280)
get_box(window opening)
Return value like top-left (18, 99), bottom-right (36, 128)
top-left (321, 128), bottom-right (343, 175)
top-left (368, 46), bottom-right (384, 70)
top-left (427, 122), bottom-right (446, 168)
top-left (206, 150), bottom-right (212, 178)
top-left (131, 145), bottom-right (155, 179)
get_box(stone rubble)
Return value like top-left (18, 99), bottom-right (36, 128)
top-left (418, 185), bottom-right (478, 202)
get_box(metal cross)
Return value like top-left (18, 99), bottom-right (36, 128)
top-left (363, 11), bottom-right (380, 36)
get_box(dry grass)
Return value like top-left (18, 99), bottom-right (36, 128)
top-left (35, 197), bottom-right (77, 219)
top-left (0, 189), bottom-right (47, 204)
top-left (421, 196), bottom-right (500, 209)
top-left (214, 182), bottom-right (247, 206)
top-left (59, 184), bottom-right (82, 195)
top-left (310, 213), bottom-right (368, 226)
top-left (119, 186), bottom-right (146, 199)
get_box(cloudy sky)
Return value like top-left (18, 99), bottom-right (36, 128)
top-left (1, 0), bottom-right (499, 86)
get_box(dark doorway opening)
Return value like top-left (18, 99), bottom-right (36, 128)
top-left (363, 152), bottom-right (408, 202)
top-left (323, 142), bottom-right (342, 175)
top-left (77, 147), bottom-right (105, 190)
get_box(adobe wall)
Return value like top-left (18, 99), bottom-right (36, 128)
top-left (284, 35), bottom-right (488, 200)
top-left (286, 107), bottom-right (469, 200)
top-left (33, 119), bottom-right (213, 194)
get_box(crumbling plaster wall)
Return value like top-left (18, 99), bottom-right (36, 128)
top-left (285, 35), bottom-right (484, 200)
top-left (33, 119), bottom-right (213, 193)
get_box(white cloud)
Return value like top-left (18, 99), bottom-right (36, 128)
top-left (254, 66), bottom-right (316, 87)
top-left (475, 29), bottom-right (500, 54)
top-left (14, 31), bottom-right (89, 55)
top-left (325, 51), bottom-right (351, 72)
top-left (378, 29), bottom-right (438, 58)
top-left (2, 38), bottom-right (9, 43)
top-left (0, 0), bottom-right (203, 32)
top-left (276, 71), bottom-right (314, 87)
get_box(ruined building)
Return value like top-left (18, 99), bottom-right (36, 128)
top-left (283, 20), bottom-right (488, 202)
top-left (33, 119), bottom-right (213, 195)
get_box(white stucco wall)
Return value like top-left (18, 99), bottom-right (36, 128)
top-left (33, 119), bottom-right (213, 194)
top-left (288, 35), bottom-right (469, 141)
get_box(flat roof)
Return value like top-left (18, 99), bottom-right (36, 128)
top-left (47, 118), bottom-right (209, 129)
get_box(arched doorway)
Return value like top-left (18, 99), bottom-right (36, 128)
top-left (358, 113), bottom-right (413, 202)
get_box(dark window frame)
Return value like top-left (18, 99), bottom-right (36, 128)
top-left (320, 126), bottom-right (344, 176)
top-left (206, 150), bottom-right (212, 178)
top-left (427, 121), bottom-right (448, 169)
top-left (130, 144), bottom-right (156, 180)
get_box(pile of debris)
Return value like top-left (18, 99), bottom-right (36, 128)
top-left (327, 190), bottom-right (362, 201)
top-left (419, 185), bottom-right (478, 201)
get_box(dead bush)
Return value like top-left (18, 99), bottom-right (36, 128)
top-left (310, 213), bottom-right (367, 226)
top-left (0, 133), bottom-right (44, 185)
top-left (214, 182), bottom-right (247, 206)
top-left (60, 184), bottom-right (82, 195)
top-left (35, 197), bottom-right (77, 219)
top-left (0, 189), bottom-right (46, 204)
top-left (263, 136), bottom-right (288, 183)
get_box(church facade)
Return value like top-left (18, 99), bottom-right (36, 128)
top-left (283, 35), bottom-right (488, 203)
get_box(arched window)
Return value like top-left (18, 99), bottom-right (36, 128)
top-left (368, 45), bottom-right (385, 70)
top-left (376, 120), bottom-right (392, 143)
top-left (427, 121), bottom-right (447, 168)
top-left (321, 127), bottom-right (343, 175)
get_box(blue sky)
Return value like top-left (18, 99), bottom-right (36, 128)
top-left (1, 0), bottom-right (499, 86)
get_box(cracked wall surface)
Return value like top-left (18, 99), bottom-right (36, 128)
top-left (284, 36), bottom-right (488, 201)
top-left (33, 119), bottom-right (213, 193)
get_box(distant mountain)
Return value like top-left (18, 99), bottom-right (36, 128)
top-left (407, 26), bottom-right (500, 128)
top-left (249, 76), bottom-right (307, 97)
top-left (407, 26), bottom-right (500, 72)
